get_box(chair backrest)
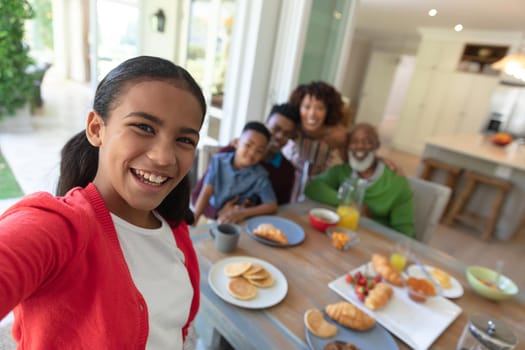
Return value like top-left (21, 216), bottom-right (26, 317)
top-left (196, 144), bottom-right (222, 180)
top-left (407, 176), bottom-right (451, 243)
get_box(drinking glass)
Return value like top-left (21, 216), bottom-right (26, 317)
top-left (390, 242), bottom-right (410, 271)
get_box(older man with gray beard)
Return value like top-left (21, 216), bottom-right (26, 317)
top-left (304, 123), bottom-right (415, 238)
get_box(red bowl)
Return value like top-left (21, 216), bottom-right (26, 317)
top-left (308, 208), bottom-right (340, 232)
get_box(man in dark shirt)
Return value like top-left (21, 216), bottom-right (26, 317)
top-left (191, 103), bottom-right (300, 220)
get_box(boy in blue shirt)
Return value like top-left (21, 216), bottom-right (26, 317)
top-left (192, 121), bottom-right (278, 224)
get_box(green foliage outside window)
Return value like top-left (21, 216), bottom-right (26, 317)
top-left (29, 0), bottom-right (54, 51)
top-left (0, 0), bottom-right (35, 118)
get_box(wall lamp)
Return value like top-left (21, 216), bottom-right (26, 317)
top-left (152, 9), bottom-right (166, 33)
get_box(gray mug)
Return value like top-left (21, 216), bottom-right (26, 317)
top-left (209, 223), bottom-right (241, 253)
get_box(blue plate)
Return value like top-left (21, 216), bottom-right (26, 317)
top-left (244, 216), bottom-right (305, 247)
top-left (305, 311), bottom-right (398, 350)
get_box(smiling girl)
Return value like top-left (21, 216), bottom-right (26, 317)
top-left (0, 56), bottom-right (206, 349)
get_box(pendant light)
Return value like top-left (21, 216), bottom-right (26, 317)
top-left (491, 33), bottom-right (525, 82)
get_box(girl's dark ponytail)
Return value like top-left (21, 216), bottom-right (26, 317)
top-left (56, 131), bottom-right (98, 196)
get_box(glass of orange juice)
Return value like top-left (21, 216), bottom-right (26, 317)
top-left (390, 242), bottom-right (410, 271)
top-left (336, 204), bottom-right (360, 230)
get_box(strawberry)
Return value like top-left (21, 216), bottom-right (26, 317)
top-left (357, 286), bottom-right (367, 295)
top-left (345, 274), bottom-right (353, 284)
top-left (356, 293), bottom-right (365, 302)
top-left (358, 277), bottom-right (367, 286)
top-left (373, 275), bottom-right (382, 283)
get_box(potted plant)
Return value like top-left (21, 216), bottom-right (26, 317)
top-left (0, 0), bottom-right (35, 123)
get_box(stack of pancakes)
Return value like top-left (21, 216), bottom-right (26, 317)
top-left (224, 261), bottom-right (274, 300)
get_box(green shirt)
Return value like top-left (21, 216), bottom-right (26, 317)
top-left (304, 162), bottom-right (415, 238)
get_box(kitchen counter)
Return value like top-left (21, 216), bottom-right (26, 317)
top-left (421, 133), bottom-right (525, 240)
top-left (425, 134), bottom-right (525, 172)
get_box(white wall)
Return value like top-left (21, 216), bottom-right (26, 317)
top-left (341, 36), bottom-right (371, 106)
top-left (138, 0), bottom-right (181, 61)
top-left (383, 55), bottom-right (415, 120)
top-left (52, 0), bottom-right (89, 81)
top-left (218, 0), bottom-right (282, 144)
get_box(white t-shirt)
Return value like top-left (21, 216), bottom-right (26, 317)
top-left (111, 212), bottom-right (193, 350)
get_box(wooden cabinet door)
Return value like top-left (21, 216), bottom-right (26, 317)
top-left (458, 75), bottom-right (498, 133)
top-left (436, 72), bottom-right (474, 135)
top-left (415, 40), bottom-right (463, 71)
top-left (393, 69), bottom-right (432, 152)
top-left (413, 72), bottom-right (452, 150)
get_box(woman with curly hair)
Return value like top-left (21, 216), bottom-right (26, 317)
top-left (283, 81), bottom-right (349, 201)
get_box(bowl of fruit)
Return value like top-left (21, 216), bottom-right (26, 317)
top-left (491, 132), bottom-right (513, 146)
top-left (308, 208), bottom-right (340, 232)
top-left (466, 265), bottom-right (518, 301)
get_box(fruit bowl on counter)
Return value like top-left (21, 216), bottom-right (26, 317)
top-left (490, 132), bottom-right (513, 146)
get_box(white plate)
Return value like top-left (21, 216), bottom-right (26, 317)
top-left (328, 263), bottom-right (462, 350)
top-left (208, 256), bottom-right (288, 309)
top-left (305, 311), bottom-right (398, 350)
top-left (245, 216), bottom-right (305, 247)
top-left (406, 264), bottom-right (464, 299)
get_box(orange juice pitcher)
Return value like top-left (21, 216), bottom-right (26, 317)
top-left (336, 178), bottom-right (365, 231)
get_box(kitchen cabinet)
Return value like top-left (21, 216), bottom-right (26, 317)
top-left (437, 73), bottom-right (498, 135)
top-left (393, 37), bottom-right (500, 154)
top-left (393, 69), bottom-right (452, 153)
top-left (415, 40), bottom-right (463, 71)
top-left (394, 70), bottom-right (498, 154)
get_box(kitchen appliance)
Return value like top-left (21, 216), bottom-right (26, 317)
top-left (484, 83), bottom-right (525, 138)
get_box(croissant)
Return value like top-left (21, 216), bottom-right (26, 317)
top-left (253, 224), bottom-right (288, 245)
top-left (371, 254), bottom-right (403, 286)
top-left (364, 282), bottom-right (393, 310)
top-left (325, 301), bottom-right (375, 331)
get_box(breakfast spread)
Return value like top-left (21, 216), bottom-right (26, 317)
top-left (406, 277), bottom-right (436, 296)
top-left (324, 340), bottom-right (361, 350)
top-left (325, 301), bottom-right (376, 331)
top-left (227, 277), bottom-right (258, 300)
top-left (224, 261), bottom-right (275, 300)
top-left (364, 282), bottom-right (393, 310)
top-left (224, 261), bottom-right (252, 277)
top-left (253, 223), bottom-right (288, 245)
top-left (303, 309), bottom-right (338, 338)
top-left (331, 232), bottom-right (350, 250)
top-left (371, 254), bottom-right (403, 286)
top-left (344, 269), bottom-right (392, 310)
top-left (431, 267), bottom-right (452, 289)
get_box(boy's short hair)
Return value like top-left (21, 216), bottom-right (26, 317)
top-left (242, 121), bottom-right (271, 141)
top-left (268, 103), bottom-right (300, 125)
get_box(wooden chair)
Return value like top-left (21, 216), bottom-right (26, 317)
top-left (419, 158), bottom-right (462, 216)
top-left (444, 171), bottom-right (512, 241)
top-left (407, 176), bottom-right (452, 243)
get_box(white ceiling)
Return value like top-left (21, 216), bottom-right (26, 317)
top-left (355, 0), bottom-right (525, 41)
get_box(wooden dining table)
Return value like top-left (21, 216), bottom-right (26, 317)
top-left (190, 200), bottom-right (524, 349)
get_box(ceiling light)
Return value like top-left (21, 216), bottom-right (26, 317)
top-left (428, 9), bottom-right (437, 17)
top-left (454, 24), bottom-right (463, 32)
